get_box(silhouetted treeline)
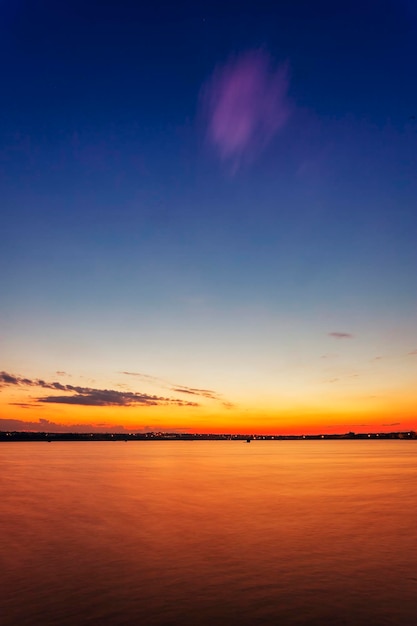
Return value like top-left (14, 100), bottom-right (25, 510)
top-left (0, 431), bottom-right (416, 442)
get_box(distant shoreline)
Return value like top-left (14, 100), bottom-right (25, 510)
top-left (1, 431), bottom-right (416, 442)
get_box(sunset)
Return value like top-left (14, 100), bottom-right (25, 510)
top-left (1, 1), bottom-right (417, 624)
top-left (2, 1), bottom-right (417, 438)
top-left (2, 2), bottom-right (417, 438)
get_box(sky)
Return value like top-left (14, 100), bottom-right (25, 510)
top-left (1, 0), bottom-right (417, 434)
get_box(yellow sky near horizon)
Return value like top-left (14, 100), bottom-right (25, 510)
top-left (1, 367), bottom-right (416, 435)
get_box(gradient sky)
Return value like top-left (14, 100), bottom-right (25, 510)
top-left (1, 0), bottom-right (417, 434)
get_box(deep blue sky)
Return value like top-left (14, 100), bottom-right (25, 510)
top-left (1, 0), bottom-right (417, 432)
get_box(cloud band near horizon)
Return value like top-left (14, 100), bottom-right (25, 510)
top-left (0, 371), bottom-right (199, 407)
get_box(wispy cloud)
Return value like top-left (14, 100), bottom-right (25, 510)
top-left (408, 349), bottom-right (417, 355)
top-left (201, 50), bottom-right (291, 171)
top-left (170, 385), bottom-right (221, 401)
top-left (121, 371), bottom-right (161, 381)
top-left (0, 371), bottom-right (198, 408)
top-left (120, 371), bottom-right (232, 405)
top-left (328, 332), bottom-right (354, 339)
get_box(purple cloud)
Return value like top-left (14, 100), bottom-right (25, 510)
top-left (202, 50), bottom-right (290, 170)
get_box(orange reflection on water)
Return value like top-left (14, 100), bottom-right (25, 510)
top-left (1, 440), bottom-right (417, 625)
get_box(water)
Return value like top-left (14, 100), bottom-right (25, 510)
top-left (1, 441), bottom-right (416, 625)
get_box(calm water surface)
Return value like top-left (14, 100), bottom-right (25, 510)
top-left (1, 441), bottom-right (417, 625)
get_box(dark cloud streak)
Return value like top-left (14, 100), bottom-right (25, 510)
top-left (2, 370), bottom-right (230, 408)
top-left (171, 385), bottom-right (221, 401)
top-left (0, 371), bottom-right (199, 408)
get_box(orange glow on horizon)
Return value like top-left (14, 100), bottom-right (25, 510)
top-left (1, 392), bottom-right (416, 436)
